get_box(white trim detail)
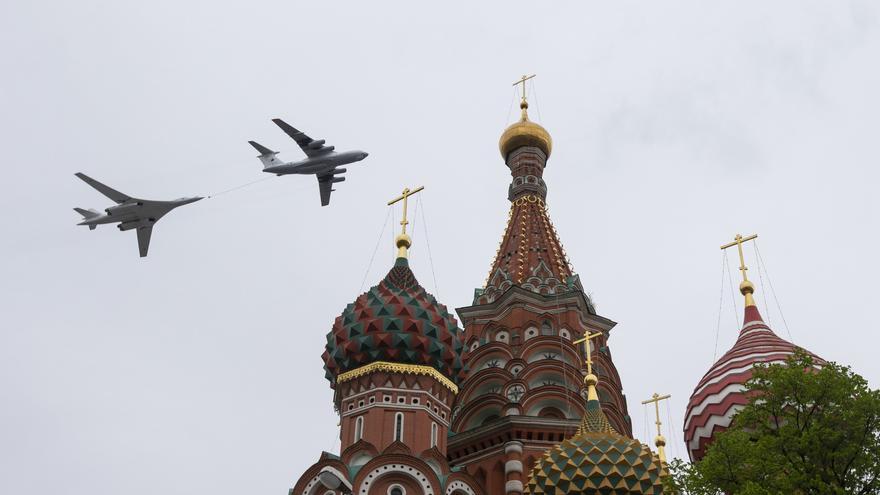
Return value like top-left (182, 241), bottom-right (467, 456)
top-left (302, 467), bottom-right (352, 495)
top-left (357, 464), bottom-right (433, 495)
top-left (387, 484), bottom-right (406, 495)
top-left (445, 480), bottom-right (475, 495)
top-left (504, 441), bottom-right (523, 454)
top-left (354, 416), bottom-right (364, 442)
top-left (505, 480), bottom-right (523, 493)
top-left (302, 475), bottom-right (322, 495)
top-left (505, 460), bottom-right (522, 474)
top-left (431, 422), bottom-right (438, 448)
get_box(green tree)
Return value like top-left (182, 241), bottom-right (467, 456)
top-left (666, 351), bottom-right (880, 494)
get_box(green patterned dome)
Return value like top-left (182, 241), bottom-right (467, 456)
top-left (322, 258), bottom-right (466, 385)
top-left (526, 379), bottom-right (667, 494)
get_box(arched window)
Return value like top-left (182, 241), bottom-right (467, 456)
top-left (431, 422), bottom-right (438, 448)
top-left (388, 485), bottom-right (405, 495)
top-left (541, 320), bottom-right (554, 336)
top-left (538, 407), bottom-right (565, 419)
top-left (353, 416), bottom-right (364, 442)
top-left (481, 414), bottom-right (499, 426)
top-left (394, 412), bottom-right (404, 442)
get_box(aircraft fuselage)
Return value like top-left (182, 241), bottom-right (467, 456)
top-left (263, 150), bottom-right (368, 176)
top-left (77, 197), bottom-right (202, 229)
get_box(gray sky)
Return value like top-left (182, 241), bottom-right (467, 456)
top-left (2, 1), bottom-right (878, 494)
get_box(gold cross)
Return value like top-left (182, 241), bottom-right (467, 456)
top-left (387, 186), bottom-right (425, 236)
top-left (573, 331), bottom-right (603, 376)
top-left (641, 393), bottom-right (671, 437)
top-left (512, 74), bottom-right (536, 104)
top-left (720, 233), bottom-right (758, 283)
top-left (641, 392), bottom-right (672, 462)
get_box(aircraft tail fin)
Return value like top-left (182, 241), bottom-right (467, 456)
top-left (248, 141), bottom-right (283, 169)
top-left (74, 207), bottom-right (100, 230)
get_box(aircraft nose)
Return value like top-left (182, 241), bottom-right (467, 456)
top-left (362, 152), bottom-right (369, 159)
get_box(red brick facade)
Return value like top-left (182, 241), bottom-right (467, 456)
top-left (289, 122), bottom-right (634, 495)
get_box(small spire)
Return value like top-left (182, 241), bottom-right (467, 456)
top-left (641, 392), bottom-right (672, 463)
top-left (387, 186), bottom-right (424, 259)
top-left (573, 331), bottom-right (616, 434)
top-left (720, 233), bottom-right (759, 308)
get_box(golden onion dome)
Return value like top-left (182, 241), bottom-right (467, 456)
top-left (499, 101), bottom-right (552, 159)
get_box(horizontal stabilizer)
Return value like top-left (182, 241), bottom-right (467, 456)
top-left (74, 207), bottom-right (101, 219)
top-left (248, 141), bottom-right (283, 169)
top-left (248, 140), bottom-right (276, 155)
top-left (74, 208), bottom-right (100, 230)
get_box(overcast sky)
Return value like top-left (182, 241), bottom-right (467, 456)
top-left (2, 1), bottom-right (878, 494)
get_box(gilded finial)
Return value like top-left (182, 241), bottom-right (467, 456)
top-left (387, 186), bottom-right (425, 259)
top-left (720, 233), bottom-right (759, 308)
top-left (573, 331), bottom-right (603, 402)
top-left (513, 73), bottom-right (536, 112)
top-left (641, 392), bottom-right (672, 463)
top-left (500, 74), bottom-right (552, 159)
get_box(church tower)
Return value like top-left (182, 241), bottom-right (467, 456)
top-left (447, 76), bottom-right (633, 495)
top-left (291, 188), bottom-right (484, 495)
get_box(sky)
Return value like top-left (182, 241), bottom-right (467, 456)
top-left (1, 1), bottom-right (878, 494)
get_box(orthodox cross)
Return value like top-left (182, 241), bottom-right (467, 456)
top-left (387, 186), bottom-right (424, 236)
top-left (641, 392), bottom-right (672, 462)
top-left (720, 233), bottom-right (758, 283)
top-left (573, 331), bottom-right (603, 376)
top-left (513, 74), bottom-right (536, 104)
top-left (642, 393), bottom-right (671, 438)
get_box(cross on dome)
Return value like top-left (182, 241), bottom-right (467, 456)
top-left (720, 233), bottom-right (759, 307)
top-left (641, 392), bottom-right (672, 463)
top-left (387, 185), bottom-right (424, 259)
top-left (513, 73), bottom-right (536, 106)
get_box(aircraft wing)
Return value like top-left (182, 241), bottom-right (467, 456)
top-left (272, 119), bottom-right (334, 158)
top-left (317, 175), bottom-right (334, 207)
top-left (137, 226), bottom-right (153, 257)
top-left (75, 173), bottom-right (132, 204)
top-left (316, 168), bottom-right (347, 207)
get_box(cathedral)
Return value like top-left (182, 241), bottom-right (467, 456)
top-left (291, 80), bottom-right (683, 495)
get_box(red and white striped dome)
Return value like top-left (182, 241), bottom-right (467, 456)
top-left (682, 303), bottom-right (823, 462)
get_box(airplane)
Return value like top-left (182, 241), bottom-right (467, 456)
top-left (73, 173), bottom-right (203, 257)
top-left (248, 118), bottom-right (369, 206)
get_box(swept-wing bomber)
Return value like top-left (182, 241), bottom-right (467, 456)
top-left (73, 173), bottom-right (202, 257)
top-left (248, 119), bottom-right (368, 206)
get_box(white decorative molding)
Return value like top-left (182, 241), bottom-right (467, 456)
top-left (303, 467), bottom-right (351, 495)
top-left (386, 484), bottom-right (406, 495)
top-left (358, 464), bottom-right (433, 495)
top-left (505, 480), bottom-right (523, 494)
top-left (504, 460), bottom-right (522, 474)
top-left (445, 480), bottom-right (475, 495)
top-left (504, 441), bottom-right (523, 454)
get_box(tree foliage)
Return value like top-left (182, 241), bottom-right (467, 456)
top-left (666, 351), bottom-right (880, 494)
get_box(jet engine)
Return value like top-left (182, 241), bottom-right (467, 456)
top-left (308, 139), bottom-right (326, 149)
top-left (331, 177), bottom-right (345, 183)
top-left (117, 221), bottom-right (141, 231)
top-left (333, 168), bottom-right (347, 174)
top-left (105, 202), bottom-right (143, 215)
